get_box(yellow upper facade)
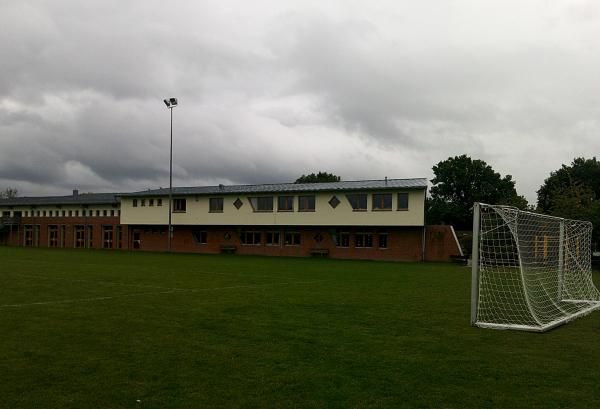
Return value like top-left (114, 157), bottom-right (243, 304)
top-left (0, 179), bottom-right (427, 227)
top-left (120, 179), bottom-right (427, 226)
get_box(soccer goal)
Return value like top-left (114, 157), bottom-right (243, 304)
top-left (471, 203), bottom-right (600, 332)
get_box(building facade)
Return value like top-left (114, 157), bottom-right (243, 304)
top-left (0, 179), bottom-right (462, 261)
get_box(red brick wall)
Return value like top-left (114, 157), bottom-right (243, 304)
top-left (127, 225), bottom-right (425, 261)
top-left (3, 216), bottom-right (128, 250)
top-left (2, 221), bottom-right (462, 262)
top-left (424, 225), bottom-right (462, 262)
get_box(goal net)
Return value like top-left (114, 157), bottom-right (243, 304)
top-left (471, 203), bottom-right (600, 332)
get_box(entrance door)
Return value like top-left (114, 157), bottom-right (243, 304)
top-left (133, 230), bottom-right (141, 249)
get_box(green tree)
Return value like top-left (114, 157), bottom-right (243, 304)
top-left (537, 157), bottom-right (600, 246)
top-left (427, 155), bottom-right (527, 230)
top-left (538, 157), bottom-right (600, 212)
top-left (295, 172), bottom-right (341, 184)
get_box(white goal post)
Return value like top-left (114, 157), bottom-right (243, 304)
top-left (471, 203), bottom-right (600, 332)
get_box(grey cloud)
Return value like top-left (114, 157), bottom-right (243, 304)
top-left (2, 1), bottom-right (600, 204)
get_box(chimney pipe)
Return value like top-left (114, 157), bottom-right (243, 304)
top-left (73, 189), bottom-right (79, 197)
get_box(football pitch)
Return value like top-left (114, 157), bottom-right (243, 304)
top-left (1, 247), bottom-right (599, 408)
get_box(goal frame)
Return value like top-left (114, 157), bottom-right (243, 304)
top-left (470, 202), bottom-right (600, 332)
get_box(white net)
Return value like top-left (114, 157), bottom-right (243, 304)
top-left (473, 203), bottom-right (600, 331)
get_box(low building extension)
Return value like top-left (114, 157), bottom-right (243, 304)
top-left (0, 179), bottom-right (462, 261)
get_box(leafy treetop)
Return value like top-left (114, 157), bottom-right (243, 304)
top-left (295, 172), bottom-right (341, 184)
top-left (427, 154), bottom-right (527, 230)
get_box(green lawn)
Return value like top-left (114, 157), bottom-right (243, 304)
top-left (0, 247), bottom-right (599, 408)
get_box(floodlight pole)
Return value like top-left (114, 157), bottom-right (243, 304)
top-left (164, 97), bottom-right (177, 252)
top-left (168, 106), bottom-right (173, 252)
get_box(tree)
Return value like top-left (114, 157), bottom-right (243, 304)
top-left (537, 157), bottom-right (600, 247)
top-left (0, 187), bottom-right (18, 199)
top-left (295, 172), bottom-right (341, 184)
top-left (538, 157), bottom-right (600, 212)
top-left (427, 155), bottom-right (527, 230)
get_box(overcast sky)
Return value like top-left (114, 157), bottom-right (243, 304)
top-left (1, 1), bottom-right (599, 204)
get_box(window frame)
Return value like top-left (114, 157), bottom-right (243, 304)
top-left (277, 196), bottom-right (294, 212)
top-left (397, 192), bottom-right (409, 211)
top-left (209, 197), bottom-right (224, 213)
top-left (372, 193), bottom-right (393, 211)
top-left (249, 196), bottom-right (274, 212)
top-left (266, 231), bottom-right (281, 246)
top-left (378, 232), bottom-right (389, 249)
top-left (284, 231), bottom-right (301, 246)
top-left (173, 198), bottom-right (187, 213)
top-left (346, 194), bottom-right (368, 211)
top-left (240, 230), bottom-right (262, 246)
top-left (298, 195), bottom-right (316, 212)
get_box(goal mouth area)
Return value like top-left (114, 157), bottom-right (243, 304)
top-left (475, 301), bottom-right (600, 332)
top-left (471, 202), bottom-right (600, 332)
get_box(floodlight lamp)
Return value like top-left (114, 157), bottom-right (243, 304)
top-left (163, 99), bottom-right (170, 107)
top-left (169, 98), bottom-right (178, 106)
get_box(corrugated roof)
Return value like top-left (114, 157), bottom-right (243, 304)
top-left (0, 192), bottom-right (120, 207)
top-left (121, 178), bottom-right (427, 197)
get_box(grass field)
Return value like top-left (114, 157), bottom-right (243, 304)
top-left (1, 247), bottom-right (599, 408)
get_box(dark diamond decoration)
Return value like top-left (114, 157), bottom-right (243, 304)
top-left (314, 233), bottom-right (323, 243)
top-left (328, 196), bottom-right (340, 209)
top-left (224, 232), bottom-right (231, 241)
top-left (234, 198), bottom-right (243, 209)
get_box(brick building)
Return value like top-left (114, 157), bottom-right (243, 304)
top-left (0, 179), bottom-right (462, 261)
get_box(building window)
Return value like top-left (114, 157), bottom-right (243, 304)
top-left (346, 194), bottom-right (367, 211)
top-left (249, 197), bottom-right (273, 212)
top-left (48, 225), bottom-right (59, 247)
top-left (74, 225), bottom-right (85, 248)
top-left (277, 196), bottom-right (294, 212)
top-left (24, 225), bottom-right (34, 246)
top-left (333, 230), bottom-right (350, 248)
top-left (284, 231), bottom-right (301, 246)
top-left (379, 233), bottom-right (388, 249)
top-left (149, 199), bottom-right (154, 207)
top-left (266, 231), bottom-right (280, 246)
top-left (116, 226), bottom-right (122, 249)
top-left (355, 231), bottom-right (373, 248)
top-left (111, 210), bottom-right (115, 217)
top-left (133, 199), bottom-right (138, 207)
top-left (141, 199), bottom-right (146, 207)
top-left (192, 230), bottom-right (208, 244)
top-left (209, 198), bottom-right (224, 213)
top-left (372, 194), bottom-right (392, 211)
top-left (60, 225), bottom-right (66, 248)
top-left (62, 210), bottom-right (66, 217)
top-left (87, 225), bottom-right (93, 248)
top-left (157, 199), bottom-right (162, 206)
top-left (398, 193), bottom-right (409, 210)
top-left (298, 196), bottom-right (316, 212)
top-left (103, 226), bottom-right (113, 249)
top-left (173, 198), bottom-right (187, 212)
top-left (240, 230), bottom-right (261, 245)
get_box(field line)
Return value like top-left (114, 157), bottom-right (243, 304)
top-left (0, 280), bottom-right (323, 309)
top-left (5, 273), bottom-right (185, 291)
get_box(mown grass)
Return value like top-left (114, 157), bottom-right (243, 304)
top-left (0, 247), bottom-right (599, 408)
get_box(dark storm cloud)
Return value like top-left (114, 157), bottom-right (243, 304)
top-left (1, 0), bottom-right (600, 203)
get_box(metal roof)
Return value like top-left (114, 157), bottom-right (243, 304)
top-left (0, 192), bottom-right (120, 207)
top-left (121, 178), bottom-right (428, 197)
